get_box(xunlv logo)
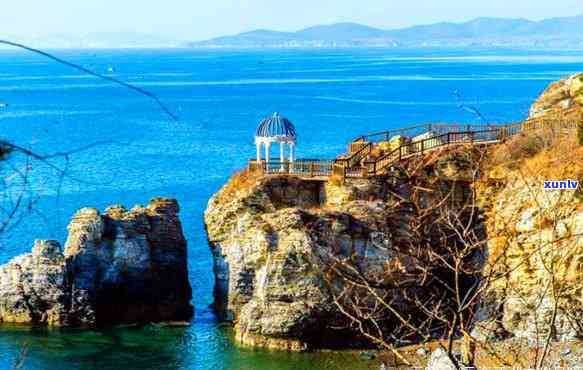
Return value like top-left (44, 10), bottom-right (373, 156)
top-left (543, 180), bottom-right (579, 190)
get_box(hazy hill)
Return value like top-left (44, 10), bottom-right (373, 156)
top-left (191, 15), bottom-right (583, 48)
top-left (4, 15), bottom-right (583, 49)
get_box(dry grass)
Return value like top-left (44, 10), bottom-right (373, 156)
top-left (369, 146), bottom-right (384, 160)
top-left (328, 172), bottom-right (345, 187)
top-left (480, 127), bottom-right (583, 206)
top-left (218, 168), bottom-right (260, 202)
top-left (488, 128), bottom-right (558, 168)
top-left (488, 127), bottom-right (580, 172)
top-left (521, 134), bottom-right (583, 181)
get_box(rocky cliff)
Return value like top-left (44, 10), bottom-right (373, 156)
top-left (467, 74), bottom-right (583, 343)
top-left (0, 198), bottom-right (193, 326)
top-left (529, 72), bottom-right (583, 119)
top-left (475, 132), bottom-right (583, 341)
top-left (205, 152), bottom-right (483, 351)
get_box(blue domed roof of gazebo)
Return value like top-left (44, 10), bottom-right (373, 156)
top-left (256, 112), bottom-right (297, 139)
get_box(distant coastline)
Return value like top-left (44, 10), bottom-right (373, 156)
top-left (3, 15), bottom-right (583, 50)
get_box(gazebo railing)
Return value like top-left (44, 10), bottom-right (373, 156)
top-left (249, 159), bottom-right (335, 177)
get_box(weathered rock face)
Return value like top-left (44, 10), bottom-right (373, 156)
top-left (0, 240), bottom-right (67, 325)
top-left (529, 73), bottom-right (583, 119)
top-left (206, 176), bottom-right (389, 351)
top-left (205, 155), bottom-right (481, 351)
top-left (0, 198), bottom-right (193, 327)
top-left (476, 173), bottom-right (583, 341)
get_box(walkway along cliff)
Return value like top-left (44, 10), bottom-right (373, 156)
top-left (205, 73), bottom-right (583, 358)
top-left (0, 198), bottom-right (193, 326)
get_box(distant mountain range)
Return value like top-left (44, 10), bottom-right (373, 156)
top-left (3, 15), bottom-right (583, 49)
top-left (191, 15), bottom-right (583, 48)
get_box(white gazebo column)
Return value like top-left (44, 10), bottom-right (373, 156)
top-left (265, 141), bottom-right (271, 164)
top-left (289, 143), bottom-right (295, 163)
top-left (256, 142), bottom-right (261, 163)
top-left (279, 142), bottom-right (285, 171)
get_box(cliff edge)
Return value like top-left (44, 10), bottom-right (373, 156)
top-left (205, 152), bottom-right (483, 350)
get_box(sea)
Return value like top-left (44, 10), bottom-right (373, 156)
top-left (0, 47), bottom-right (581, 370)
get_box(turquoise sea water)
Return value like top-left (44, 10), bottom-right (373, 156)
top-left (0, 48), bottom-right (582, 369)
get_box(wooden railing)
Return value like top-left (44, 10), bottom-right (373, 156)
top-left (364, 116), bottom-right (579, 176)
top-left (365, 129), bottom-right (500, 175)
top-left (352, 123), bottom-right (501, 144)
top-left (521, 116), bottom-right (579, 131)
top-left (336, 142), bottom-right (373, 169)
top-left (353, 124), bottom-right (430, 143)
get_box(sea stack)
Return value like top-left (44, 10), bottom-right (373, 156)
top-left (0, 198), bottom-right (193, 326)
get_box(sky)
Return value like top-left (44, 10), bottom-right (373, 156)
top-left (1, 0), bottom-right (583, 41)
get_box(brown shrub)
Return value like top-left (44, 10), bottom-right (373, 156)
top-left (219, 168), bottom-right (260, 202)
top-left (328, 173), bottom-right (345, 186)
top-left (488, 127), bottom-right (573, 169)
top-left (369, 146), bottom-right (383, 159)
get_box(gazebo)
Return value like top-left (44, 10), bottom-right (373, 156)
top-left (255, 112), bottom-right (296, 166)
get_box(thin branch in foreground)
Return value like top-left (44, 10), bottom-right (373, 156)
top-left (0, 40), bottom-right (179, 121)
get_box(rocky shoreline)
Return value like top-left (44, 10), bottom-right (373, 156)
top-left (0, 198), bottom-right (193, 327)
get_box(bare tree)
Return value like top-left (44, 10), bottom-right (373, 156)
top-left (317, 125), bottom-right (582, 369)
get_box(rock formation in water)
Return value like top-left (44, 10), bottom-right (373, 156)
top-left (0, 198), bottom-right (193, 326)
top-left (205, 153), bottom-right (482, 350)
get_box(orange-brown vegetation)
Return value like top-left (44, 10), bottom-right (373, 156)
top-left (488, 127), bottom-right (582, 180)
top-left (218, 168), bottom-right (260, 202)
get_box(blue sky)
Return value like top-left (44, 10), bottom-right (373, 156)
top-left (1, 0), bottom-right (582, 41)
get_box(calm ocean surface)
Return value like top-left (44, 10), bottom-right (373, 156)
top-left (0, 48), bottom-right (581, 369)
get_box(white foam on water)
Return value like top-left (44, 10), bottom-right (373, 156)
top-left (0, 74), bottom-right (561, 92)
top-left (314, 96), bottom-right (530, 106)
top-left (0, 74), bottom-right (96, 81)
top-left (0, 110), bottom-right (103, 118)
top-left (370, 55), bottom-right (583, 63)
